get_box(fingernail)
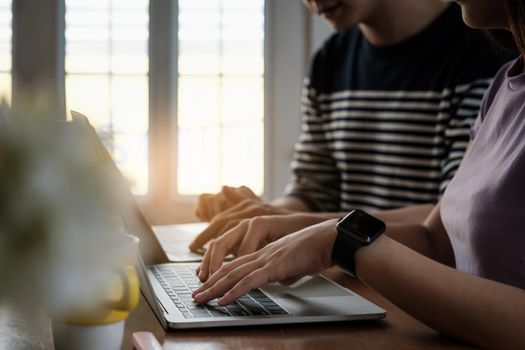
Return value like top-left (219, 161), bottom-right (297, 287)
top-left (194, 293), bottom-right (204, 303)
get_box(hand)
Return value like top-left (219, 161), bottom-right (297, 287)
top-left (189, 198), bottom-right (294, 252)
top-left (196, 214), bottom-right (331, 281)
top-left (195, 186), bottom-right (259, 221)
top-left (192, 219), bottom-right (338, 306)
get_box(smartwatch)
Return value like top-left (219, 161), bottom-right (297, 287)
top-left (331, 209), bottom-right (386, 277)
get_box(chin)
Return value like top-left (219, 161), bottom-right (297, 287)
top-left (332, 23), bottom-right (348, 32)
top-left (462, 13), bottom-right (508, 30)
top-left (458, 2), bottom-right (508, 30)
top-left (327, 19), bottom-right (354, 32)
top-left (460, 11), bottom-right (485, 29)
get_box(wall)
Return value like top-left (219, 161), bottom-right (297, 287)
top-left (264, 3), bottom-right (333, 201)
top-left (12, 0), bottom-right (65, 119)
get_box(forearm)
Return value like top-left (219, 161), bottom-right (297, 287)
top-left (355, 235), bottom-right (525, 349)
top-left (268, 203), bottom-right (435, 225)
top-left (270, 196), bottom-right (312, 212)
top-left (372, 204), bottom-right (434, 224)
top-left (381, 223), bottom-right (438, 261)
top-left (297, 204), bottom-right (436, 224)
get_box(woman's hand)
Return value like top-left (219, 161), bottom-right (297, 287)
top-left (192, 219), bottom-right (338, 306)
top-left (196, 214), bottom-right (332, 281)
top-left (189, 198), bottom-right (295, 252)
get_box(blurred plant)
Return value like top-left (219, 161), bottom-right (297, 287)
top-left (0, 102), bottom-right (129, 316)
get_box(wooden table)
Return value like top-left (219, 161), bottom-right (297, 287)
top-left (122, 268), bottom-right (475, 350)
top-left (0, 268), bottom-right (474, 349)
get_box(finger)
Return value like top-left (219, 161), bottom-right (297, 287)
top-left (193, 259), bottom-right (265, 305)
top-left (222, 186), bottom-right (239, 202)
top-left (209, 191), bottom-right (235, 218)
top-left (192, 252), bottom-right (257, 297)
top-left (216, 197), bottom-right (257, 216)
top-left (189, 203), bottom-right (265, 251)
top-left (217, 267), bottom-right (270, 306)
top-left (222, 185), bottom-right (255, 203)
top-left (206, 194), bottom-right (224, 221)
top-left (195, 208), bottom-right (205, 221)
top-left (197, 240), bottom-right (215, 282)
top-left (215, 218), bottom-right (242, 238)
top-left (279, 274), bottom-right (306, 286)
top-left (238, 186), bottom-right (259, 199)
top-left (208, 221), bottom-right (249, 276)
top-left (237, 218), bottom-right (268, 256)
top-left (195, 193), bottom-right (213, 221)
top-left (189, 218), bottom-right (227, 251)
top-left (219, 185), bottom-right (235, 200)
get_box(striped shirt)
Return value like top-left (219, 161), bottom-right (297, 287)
top-left (285, 3), bottom-right (513, 212)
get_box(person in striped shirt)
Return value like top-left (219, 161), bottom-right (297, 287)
top-left (189, 0), bottom-right (513, 254)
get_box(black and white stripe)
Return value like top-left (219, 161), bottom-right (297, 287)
top-left (287, 79), bottom-right (490, 212)
top-left (284, 4), bottom-right (514, 213)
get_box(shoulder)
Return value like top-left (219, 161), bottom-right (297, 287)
top-left (480, 60), bottom-right (516, 116)
top-left (470, 59), bottom-right (515, 138)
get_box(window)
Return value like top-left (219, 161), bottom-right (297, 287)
top-left (10, 1), bottom-right (309, 222)
top-left (177, 0), bottom-right (265, 195)
top-left (0, 0), bottom-right (11, 105)
top-left (65, 0), bottom-right (265, 202)
top-left (65, 0), bottom-right (149, 195)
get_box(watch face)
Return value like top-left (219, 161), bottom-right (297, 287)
top-left (338, 210), bottom-right (386, 244)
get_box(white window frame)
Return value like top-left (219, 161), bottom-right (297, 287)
top-left (12, 0), bottom-right (310, 224)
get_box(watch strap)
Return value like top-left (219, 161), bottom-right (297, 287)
top-left (332, 230), bottom-right (363, 277)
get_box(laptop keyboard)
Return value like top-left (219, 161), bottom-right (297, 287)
top-left (151, 264), bottom-right (289, 319)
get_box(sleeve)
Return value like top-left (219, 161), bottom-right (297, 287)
top-left (284, 78), bottom-right (342, 212)
top-left (470, 59), bottom-right (515, 141)
top-left (440, 78), bottom-right (492, 194)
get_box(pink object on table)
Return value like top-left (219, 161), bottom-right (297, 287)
top-left (132, 332), bottom-right (163, 350)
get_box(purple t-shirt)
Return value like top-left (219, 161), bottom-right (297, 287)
top-left (441, 57), bottom-right (525, 290)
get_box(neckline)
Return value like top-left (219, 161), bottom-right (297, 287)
top-left (360, 3), bottom-right (459, 59)
top-left (507, 57), bottom-right (525, 91)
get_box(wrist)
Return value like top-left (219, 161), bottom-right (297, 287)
top-left (353, 234), bottom-right (389, 278)
top-left (331, 210), bottom-right (386, 277)
top-left (322, 220), bottom-right (339, 268)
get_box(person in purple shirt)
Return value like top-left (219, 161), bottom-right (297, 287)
top-left (191, 0), bottom-right (525, 347)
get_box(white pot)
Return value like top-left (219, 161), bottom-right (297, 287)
top-left (52, 319), bottom-right (125, 350)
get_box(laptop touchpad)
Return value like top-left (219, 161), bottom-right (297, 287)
top-left (262, 275), bottom-right (352, 298)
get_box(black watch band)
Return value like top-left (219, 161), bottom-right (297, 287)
top-left (331, 230), bottom-right (362, 277)
top-left (331, 209), bottom-right (386, 277)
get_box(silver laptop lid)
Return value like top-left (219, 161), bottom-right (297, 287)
top-left (71, 113), bottom-right (168, 266)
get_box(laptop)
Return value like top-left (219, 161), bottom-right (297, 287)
top-left (72, 114), bottom-right (386, 329)
top-left (153, 223), bottom-right (209, 262)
